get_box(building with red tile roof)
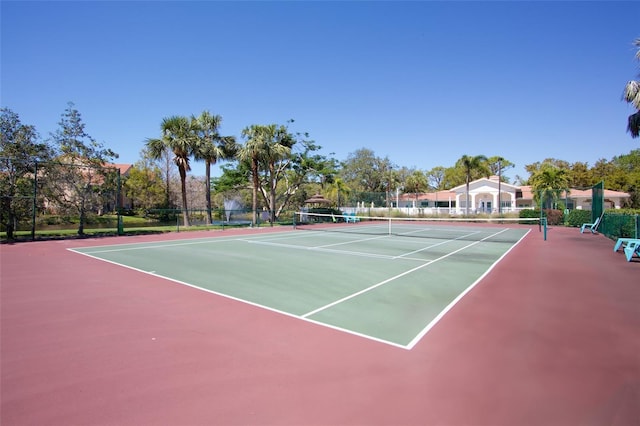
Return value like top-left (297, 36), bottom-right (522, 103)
top-left (396, 176), bottom-right (630, 214)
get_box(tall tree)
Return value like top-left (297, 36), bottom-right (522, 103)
top-left (610, 149), bottom-right (640, 207)
top-left (525, 158), bottom-right (571, 176)
top-left (47, 102), bottom-right (118, 235)
top-left (253, 124), bottom-right (292, 225)
top-left (327, 177), bottom-right (350, 208)
top-left (529, 163), bottom-right (569, 209)
top-left (404, 170), bottom-right (428, 206)
top-left (590, 158), bottom-right (616, 185)
top-left (237, 125), bottom-right (271, 226)
top-left (145, 115), bottom-right (195, 227)
top-left (623, 38), bottom-right (640, 138)
top-left (0, 108), bottom-right (52, 239)
top-left (138, 145), bottom-right (176, 208)
top-left (340, 148), bottom-right (395, 193)
top-left (426, 166), bottom-right (447, 190)
top-left (486, 156), bottom-right (513, 182)
top-left (487, 156), bottom-right (512, 214)
top-left (191, 111), bottom-right (236, 225)
top-left (122, 162), bottom-right (165, 211)
top-left (216, 134), bottom-right (330, 218)
top-left (386, 168), bottom-right (402, 208)
top-left (568, 161), bottom-right (594, 188)
top-left (456, 154), bottom-right (488, 215)
top-left (276, 139), bottom-right (335, 216)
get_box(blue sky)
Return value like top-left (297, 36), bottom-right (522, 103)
top-left (2, 1), bottom-right (639, 183)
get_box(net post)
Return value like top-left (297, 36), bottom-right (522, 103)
top-left (543, 217), bottom-right (547, 241)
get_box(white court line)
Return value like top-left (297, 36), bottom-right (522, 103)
top-left (245, 239), bottom-right (402, 260)
top-left (67, 247), bottom-right (408, 350)
top-left (241, 230), bottom-right (390, 249)
top-left (247, 228), bottom-right (500, 261)
top-left (301, 228), bottom-right (511, 318)
top-left (405, 228), bottom-right (531, 349)
top-left (70, 230), bottom-right (307, 254)
top-left (393, 230), bottom-right (483, 259)
top-left (68, 226), bottom-right (528, 350)
top-left (315, 234), bottom-right (390, 248)
top-left (68, 237), bottom-right (245, 254)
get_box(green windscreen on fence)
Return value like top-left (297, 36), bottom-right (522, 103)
top-left (592, 181), bottom-right (604, 223)
top-left (600, 214), bottom-right (639, 240)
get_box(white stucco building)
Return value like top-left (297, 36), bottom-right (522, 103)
top-left (394, 176), bottom-right (630, 214)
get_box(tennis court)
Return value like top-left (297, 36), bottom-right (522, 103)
top-left (3, 220), bottom-right (640, 425)
top-left (70, 217), bottom-right (533, 349)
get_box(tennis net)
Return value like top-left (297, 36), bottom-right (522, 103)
top-left (293, 212), bottom-right (544, 243)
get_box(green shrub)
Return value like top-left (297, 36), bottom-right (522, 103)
top-left (606, 208), bottom-right (640, 216)
top-left (519, 209), bottom-right (540, 219)
top-left (566, 209), bottom-right (591, 227)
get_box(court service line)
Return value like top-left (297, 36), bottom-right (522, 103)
top-left (393, 230), bottom-right (483, 259)
top-left (315, 234), bottom-right (390, 248)
top-left (246, 231), bottom-right (392, 249)
top-left (301, 228), bottom-right (511, 318)
top-left (244, 239), bottom-right (403, 260)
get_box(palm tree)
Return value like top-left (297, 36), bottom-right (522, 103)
top-left (191, 111), bottom-right (236, 225)
top-left (457, 154), bottom-right (488, 215)
top-left (238, 125), bottom-right (266, 226)
top-left (404, 170), bottom-right (428, 207)
top-left (624, 38), bottom-right (640, 138)
top-left (264, 125), bottom-right (294, 224)
top-left (327, 177), bottom-right (351, 208)
top-left (146, 115), bottom-right (195, 227)
top-left (237, 124), bottom-right (292, 226)
top-left (529, 164), bottom-right (569, 209)
top-left (488, 156), bottom-right (511, 214)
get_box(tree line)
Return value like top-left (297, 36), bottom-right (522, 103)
top-left (3, 103), bottom-right (640, 240)
top-left (3, 37), bottom-right (640, 239)
top-left (1, 103), bottom-right (118, 239)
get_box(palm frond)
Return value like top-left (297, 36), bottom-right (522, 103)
top-left (624, 80), bottom-right (640, 108)
top-left (144, 138), bottom-right (166, 159)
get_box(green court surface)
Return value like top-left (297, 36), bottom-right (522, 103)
top-left (70, 225), bottom-right (531, 349)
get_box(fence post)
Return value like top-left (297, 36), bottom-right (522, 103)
top-left (31, 161), bottom-right (37, 241)
top-left (116, 168), bottom-right (123, 236)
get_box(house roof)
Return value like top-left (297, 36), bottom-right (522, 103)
top-left (399, 178), bottom-right (631, 201)
top-left (449, 176), bottom-right (519, 192)
top-left (518, 185), bottom-right (630, 200)
top-left (109, 163), bottom-right (133, 175)
top-left (400, 190), bottom-right (453, 202)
